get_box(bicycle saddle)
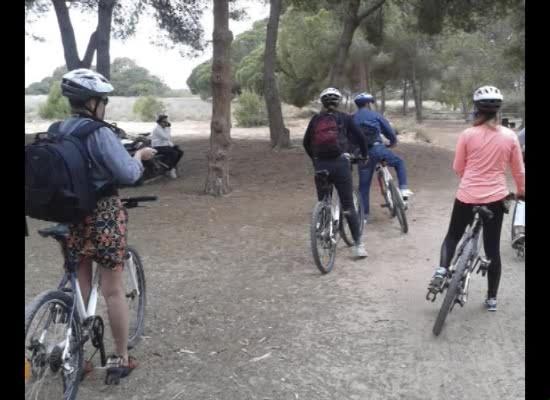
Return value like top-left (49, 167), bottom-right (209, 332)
top-left (473, 206), bottom-right (494, 220)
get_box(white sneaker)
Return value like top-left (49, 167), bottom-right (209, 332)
top-left (485, 298), bottom-right (497, 312)
top-left (400, 188), bottom-right (414, 198)
top-left (166, 168), bottom-right (178, 179)
top-left (353, 244), bottom-right (368, 258)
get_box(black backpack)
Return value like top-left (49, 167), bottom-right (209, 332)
top-left (311, 112), bottom-right (348, 158)
top-left (25, 120), bottom-right (105, 223)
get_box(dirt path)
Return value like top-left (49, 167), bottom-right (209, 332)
top-left (25, 121), bottom-right (525, 399)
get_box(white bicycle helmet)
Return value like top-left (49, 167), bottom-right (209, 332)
top-left (61, 68), bottom-right (114, 102)
top-left (319, 87), bottom-right (342, 108)
top-left (473, 85), bottom-right (503, 112)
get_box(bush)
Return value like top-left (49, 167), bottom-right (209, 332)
top-left (133, 96), bottom-right (166, 122)
top-left (234, 90), bottom-right (268, 127)
top-left (38, 82), bottom-right (70, 120)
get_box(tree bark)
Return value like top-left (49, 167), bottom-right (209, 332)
top-left (205, 0), bottom-right (233, 196)
top-left (263, 0), bottom-right (290, 149)
top-left (96, 0), bottom-right (116, 79)
top-left (402, 80), bottom-right (408, 115)
top-left (328, 0), bottom-right (386, 89)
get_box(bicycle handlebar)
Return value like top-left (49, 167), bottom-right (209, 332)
top-left (121, 196), bottom-right (158, 208)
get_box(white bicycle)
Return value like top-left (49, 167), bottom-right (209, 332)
top-left (24, 196), bottom-right (156, 399)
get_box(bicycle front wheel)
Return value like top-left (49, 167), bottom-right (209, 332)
top-left (389, 180), bottom-right (408, 233)
top-left (124, 246), bottom-right (147, 349)
top-left (25, 290), bottom-right (83, 400)
top-left (432, 241), bottom-right (472, 336)
top-left (340, 189), bottom-right (365, 247)
top-left (311, 201), bottom-right (337, 274)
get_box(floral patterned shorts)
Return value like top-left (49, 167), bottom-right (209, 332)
top-left (65, 196), bottom-right (128, 271)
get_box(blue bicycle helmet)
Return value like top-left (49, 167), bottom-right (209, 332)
top-left (354, 92), bottom-right (375, 107)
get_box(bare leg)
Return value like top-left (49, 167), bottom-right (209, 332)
top-left (100, 267), bottom-right (129, 363)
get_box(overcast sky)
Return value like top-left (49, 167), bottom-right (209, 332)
top-left (25, 2), bottom-right (269, 89)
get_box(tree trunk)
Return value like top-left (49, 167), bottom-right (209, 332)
top-left (460, 95), bottom-right (469, 122)
top-left (411, 64), bottom-right (423, 123)
top-left (96, 0), bottom-right (116, 79)
top-left (380, 85), bottom-right (386, 115)
top-left (329, 0), bottom-right (386, 89)
top-left (402, 80), bottom-right (408, 115)
top-left (52, 0), bottom-right (98, 71)
top-left (328, 0), bottom-right (360, 89)
top-left (358, 61), bottom-right (367, 91)
top-left (263, 0), bottom-right (290, 149)
top-left (52, 0), bottom-right (84, 70)
top-left (205, 0), bottom-right (233, 196)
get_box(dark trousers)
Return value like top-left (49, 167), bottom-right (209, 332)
top-left (154, 146), bottom-right (183, 169)
top-left (440, 198), bottom-right (505, 299)
top-left (314, 156), bottom-right (362, 244)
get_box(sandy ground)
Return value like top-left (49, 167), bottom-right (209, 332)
top-left (25, 118), bottom-right (525, 400)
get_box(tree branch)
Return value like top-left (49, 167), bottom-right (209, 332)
top-left (81, 30), bottom-right (98, 68)
top-left (357, 0), bottom-right (386, 22)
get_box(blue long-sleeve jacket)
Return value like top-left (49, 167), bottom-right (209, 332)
top-left (60, 117), bottom-right (144, 191)
top-left (352, 108), bottom-right (397, 147)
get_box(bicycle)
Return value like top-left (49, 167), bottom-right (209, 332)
top-left (511, 198), bottom-right (525, 258)
top-left (427, 193), bottom-right (515, 336)
top-left (375, 146), bottom-right (409, 234)
top-left (310, 157), bottom-right (365, 274)
top-left (24, 196), bottom-right (157, 399)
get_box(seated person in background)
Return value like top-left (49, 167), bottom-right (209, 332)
top-left (151, 115), bottom-right (184, 179)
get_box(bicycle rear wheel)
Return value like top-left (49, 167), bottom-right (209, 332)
top-left (378, 170), bottom-right (395, 217)
top-left (25, 290), bottom-right (83, 400)
top-left (340, 189), bottom-right (364, 247)
top-left (311, 201), bottom-right (337, 274)
top-left (389, 180), bottom-right (408, 233)
top-left (432, 241), bottom-right (472, 336)
top-left (124, 246), bottom-right (147, 349)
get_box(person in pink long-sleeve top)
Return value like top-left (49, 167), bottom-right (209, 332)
top-left (428, 86), bottom-right (525, 312)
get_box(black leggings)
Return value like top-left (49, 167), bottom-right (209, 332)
top-left (155, 146), bottom-right (184, 169)
top-left (440, 198), bottom-right (505, 299)
top-left (313, 156), bottom-right (362, 244)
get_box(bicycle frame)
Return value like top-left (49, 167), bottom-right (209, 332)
top-left (447, 212), bottom-right (488, 306)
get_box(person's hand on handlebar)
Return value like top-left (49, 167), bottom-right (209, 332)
top-left (134, 147), bottom-right (157, 161)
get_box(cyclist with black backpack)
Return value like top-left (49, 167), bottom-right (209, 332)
top-left (26, 69), bottom-right (156, 381)
top-left (303, 88), bottom-right (369, 258)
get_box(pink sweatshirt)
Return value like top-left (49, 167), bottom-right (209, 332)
top-left (453, 124), bottom-right (525, 204)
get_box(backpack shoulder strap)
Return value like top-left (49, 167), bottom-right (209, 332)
top-left (70, 120), bottom-right (106, 140)
top-left (47, 121), bottom-right (63, 135)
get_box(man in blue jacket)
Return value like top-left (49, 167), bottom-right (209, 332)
top-left (352, 93), bottom-right (413, 223)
